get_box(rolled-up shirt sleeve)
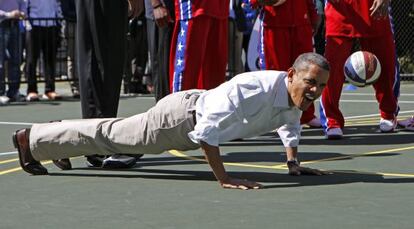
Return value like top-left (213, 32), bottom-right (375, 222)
top-left (276, 111), bottom-right (302, 147)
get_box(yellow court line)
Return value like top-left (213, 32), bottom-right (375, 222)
top-left (0, 167), bottom-right (22, 175)
top-left (0, 158), bottom-right (18, 165)
top-left (0, 160), bottom-right (53, 176)
top-left (168, 150), bottom-right (285, 170)
top-left (299, 145), bottom-right (414, 165)
top-left (345, 115), bottom-right (411, 123)
top-left (330, 170), bottom-right (414, 178)
top-left (169, 145), bottom-right (414, 178)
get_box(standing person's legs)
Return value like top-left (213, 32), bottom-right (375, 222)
top-left (25, 26), bottom-right (41, 99)
top-left (262, 27), bottom-right (291, 71)
top-left (0, 26), bottom-right (9, 100)
top-left (132, 15), bottom-right (148, 93)
top-left (170, 16), bottom-right (213, 92)
top-left (146, 18), bottom-right (159, 95)
top-left (198, 17), bottom-right (227, 89)
top-left (42, 26), bottom-right (59, 97)
top-left (360, 35), bottom-right (399, 121)
top-left (75, 0), bottom-right (141, 168)
top-left (293, 26), bottom-right (319, 126)
top-left (66, 21), bottom-right (79, 97)
top-left (320, 36), bottom-right (353, 133)
top-left (227, 18), bottom-right (244, 79)
top-left (76, 0), bottom-right (95, 116)
top-left (155, 22), bottom-right (173, 101)
top-left (90, 0), bottom-right (127, 117)
top-left (6, 24), bottom-right (22, 99)
top-left (76, 0), bottom-right (127, 118)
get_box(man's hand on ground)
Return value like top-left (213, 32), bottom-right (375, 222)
top-left (220, 177), bottom-right (263, 190)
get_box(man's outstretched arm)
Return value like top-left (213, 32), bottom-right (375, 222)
top-left (200, 141), bottom-right (263, 190)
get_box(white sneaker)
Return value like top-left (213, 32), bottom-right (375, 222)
top-left (398, 116), bottom-right (414, 131)
top-left (306, 117), bottom-right (322, 128)
top-left (0, 95), bottom-right (10, 105)
top-left (379, 118), bottom-right (397, 132)
top-left (325, 127), bottom-right (343, 140)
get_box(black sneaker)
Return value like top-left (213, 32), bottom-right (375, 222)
top-left (85, 155), bottom-right (106, 167)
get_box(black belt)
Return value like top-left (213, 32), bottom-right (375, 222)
top-left (192, 110), bottom-right (197, 125)
top-left (185, 92), bottom-right (201, 125)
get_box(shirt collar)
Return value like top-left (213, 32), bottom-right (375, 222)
top-left (273, 73), bottom-right (291, 108)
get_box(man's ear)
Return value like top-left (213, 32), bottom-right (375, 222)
top-left (287, 67), bottom-right (295, 83)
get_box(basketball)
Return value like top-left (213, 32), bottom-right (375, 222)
top-left (344, 51), bottom-right (381, 87)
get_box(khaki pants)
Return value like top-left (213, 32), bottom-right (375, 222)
top-left (30, 90), bottom-right (203, 161)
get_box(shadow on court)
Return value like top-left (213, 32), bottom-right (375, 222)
top-left (47, 168), bottom-right (414, 189)
top-left (221, 125), bottom-right (414, 147)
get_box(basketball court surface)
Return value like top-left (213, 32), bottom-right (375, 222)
top-left (0, 82), bottom-right (413, 229)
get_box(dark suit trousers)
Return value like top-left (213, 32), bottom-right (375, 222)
top-left (75, 0), bottom-right (127, 118)
top-left (146, 19), bottom-right (173, 102)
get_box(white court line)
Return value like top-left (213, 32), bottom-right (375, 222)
top-left (340, 100), bottom-right (414, 104)
top-left (345, 110), bottom-right (414, 119)
top-left (0, 121), bottom-right (35, 125)
top-left (0, 151), bottom-right (17, 156)
top-left (342, 93), bottom-right (414, 96)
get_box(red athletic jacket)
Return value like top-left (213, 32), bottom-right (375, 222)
top-left (175, 0), bottom-right (229, 20)
top-left (325, 0), bottom-right (392, 37)
top-left (250, 0), bottom-right (319, 27)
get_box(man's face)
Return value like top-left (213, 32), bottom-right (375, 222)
top-left (287, 64), bottom-right (329, 111)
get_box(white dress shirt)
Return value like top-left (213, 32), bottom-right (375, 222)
top-left (188, 70), bottom-right (302, 147)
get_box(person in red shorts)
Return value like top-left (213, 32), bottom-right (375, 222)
top-left (250, 0), bottom-right (322, 127)
top-left (320, 0), bottom-right (400, 139)
top-left (170, 0), bottom-right (229, 92)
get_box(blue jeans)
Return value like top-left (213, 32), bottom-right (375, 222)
top-left (0, 23), bottom-right (22, 97)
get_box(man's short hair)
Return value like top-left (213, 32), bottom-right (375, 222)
top-left (292, 52), bottom-right (330, 72)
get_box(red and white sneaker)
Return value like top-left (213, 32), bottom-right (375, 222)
top-left (325, 127), bottom-right (343, 140)
top-left (379, 118), bottom-right (397, 133)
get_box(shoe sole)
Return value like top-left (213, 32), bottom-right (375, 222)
top-left (12, 131), bottom-right (25, 169)
top-left (52, 159), bottom-right (72, 170)
top-left (326, 135), bottom-right (343, 140)
top-left (380, 127), bottom-right (396, 133)
top-left (102, 160), bottom-right (137, 169)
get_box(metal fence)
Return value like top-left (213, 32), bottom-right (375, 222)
top-left (392, 0), bottom-right (414, 80)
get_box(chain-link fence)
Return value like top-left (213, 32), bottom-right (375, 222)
top-left (392, 0), bottom-right (414, 80)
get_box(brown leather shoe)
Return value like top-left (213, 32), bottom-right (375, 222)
top-left (12, 128), bottom-right (48, 175)
top-left (52, 159), bottom-right (72, 170)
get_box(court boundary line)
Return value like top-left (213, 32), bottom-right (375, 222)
top-left (0, 151), bottom-right (17, 156)
top-left (168, 145), bottom-right (414, 178)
